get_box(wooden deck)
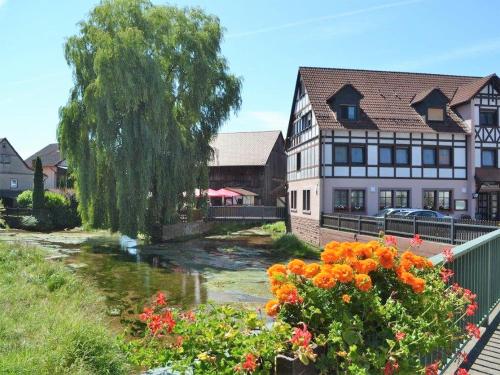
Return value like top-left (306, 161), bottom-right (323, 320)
top-left (463, 314), bottom-right (500, 374)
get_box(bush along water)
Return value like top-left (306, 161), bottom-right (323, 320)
top-left (266, 235), bottom-right (477, 374)
top-left (15, 190), bottom-right (80, 230)
top-left (131, 236), bottom-right (477, 374)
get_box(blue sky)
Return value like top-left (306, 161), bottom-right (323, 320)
top-left (1, 0), bottom-right (500, 158)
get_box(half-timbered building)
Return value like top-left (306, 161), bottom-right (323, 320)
top-left (286, 67), bottom-right (500, 245)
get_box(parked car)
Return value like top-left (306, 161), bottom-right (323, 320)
top-left (375, 208), bottom-right (407, 218)
top-left (391, 209), bottom-right (451, 219)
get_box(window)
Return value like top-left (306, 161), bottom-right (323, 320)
top-left (395, 147), bottom-right (410, 165)
top-left (454, 199), bottom-right (468, 211)
top-left (379, 146), bottom-right (393, 165)
top-left (379, 189), bottom-right (410, 209)
top-left (302, 190), bottom-right (311, 212)
top-left (379, 190), bottom-right (393, 209)
top-left (350, 190), bottom-right (365, 211)
top-left (438, 147), bottom-right (452, 166)
top-left (479, 109), bottom-right (498, 127)
top-left (334, 145), bottom-right (348, 164)
top-left (296, 152), bottom-right (302, 171)
top-left (290, 191), bottom-right (297, 210)
top-left (427, 108), bottom-right (444, 122)
top-left (0, 154), bottom-right (10, 164)
top-left (10, 179), bottom-right (18, 189)
top-left (437, 191), bottom-right (452, 210)
top-left (350, 145), bottom-right (365, 165)
top-left (422, 147), bottom-right (437, 166)
top-left (340, 105), bottom-right (357, 121)
top-left (394, 190), bottom-right (410, 208)
top-left (482, 149), bottom-right (496, 167)
top-left (423, 191), bottom-right (435, 210)
top-left (334, 190), bottom-right (349, 211)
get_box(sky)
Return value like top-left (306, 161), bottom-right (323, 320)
top-left (1, 0), bottom-right (500, 158)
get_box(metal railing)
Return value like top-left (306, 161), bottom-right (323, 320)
top-left (207, 206), bottom-right (286, 221)
top-left (428, 229), bottom-right (500, 372)
top-left (321, 213), bottom-right (499, 244)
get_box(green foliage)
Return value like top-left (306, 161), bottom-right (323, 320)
top-left (270, 234), bottom-right (320, 259)
top-left (16, 190), bottom-right (33, 208)
top-left (125, 303), bottom-right (290, 374)
top-left (261, 221), bottom-right (286, 235)
top-left (33, 157), bottom-right (44, 210)
top-left (15, 191), bottom-right (80, 230)
top-left (58, 0), bottom-right (242, 238)
top-left (0, 242), bottom-right (128, 374)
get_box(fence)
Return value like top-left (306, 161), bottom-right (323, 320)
top-left (207, 206), bottom-right (286, 221)
top-left (321, 213), bottom-right (499, 245)
top-left (427, 229), bottom-right (500, 372)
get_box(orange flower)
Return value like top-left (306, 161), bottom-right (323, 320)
top-left (375, 247), bottom-right (396, 269)
top-left (332, 264), bottom-right (354, 283)
top-left (354, 243), bottom-right (374, 259)
top-left (321, 248), bottom-right (343, 264)
top-left (276, 284), bottom-right (303, 304)
top-left (287, 259), bottom-right (307, 276)
top-left (265, 299), bottom-right (280, 317)
top-left (267, 264), bottom-right (286, 277)
top-left (313, 272), bottom-right (336, 289)
top-left (324, 241), bottom-right (341, 251)
top-left (340, 243), bottom-right (356, 260)
top-left (270, 277), bottom-right (284, 293)
top-left (342, 294), bottom-right (351, 303)
top-left (352, 258), bottom-right (378, 274)
top-left (410, 277), bottom-right (425, 294)
top-left (304, 263), bottom-right (321, 278)
top-left (354, 273), bottom-right (372, 292)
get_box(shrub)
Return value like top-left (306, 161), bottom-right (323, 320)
top-left (15, 190), bottom-right (80, 230)
top-left (16, 190), bottom-right (33, 208)
top-left (265, 236), bottom-right (477, 374)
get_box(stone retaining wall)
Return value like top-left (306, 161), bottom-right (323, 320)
top-left (290, 215), bottom-right (320, 246)
top-left (162, 221), bottom-right (214, 241)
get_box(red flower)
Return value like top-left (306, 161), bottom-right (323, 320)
top-left (155, 292), bottom-right (167, 306)
top-left (463, 289), bottom-right (477, 302)
top-left (174, 335), bottom-right (183, 348)
top-left (442, 248), bottom-right (454, 263)
top-left (465, 323), bottom-right (480, 339)
top-left (385, 235), bottom-right (398, 247)
top-left (460, 351), bottom-right (468, 364)
top-left (466, 302), bottom-right (478, 316)
top-left (456, 369), bottom-right (469, 375)
top-left (139, 307), bottom-right (153, 322)
top-left (425, 361), bottom-right (439, 375)
top-left (440, 268), bottom-right (454, 283)
top-left (384, 360), bottom-right (398, 375)
top-left (410, 234), bottom-right (423, 247)
top-left (395, 331), bottom-right (406, 341)
top-left (162, 310), bottom-right (176, 333)
top-left (181, 310), bottom-right (196, 322)
top-left (242, 353), bottom-right (257, 372)
top-left (290, 323), bottom-right (313, 348)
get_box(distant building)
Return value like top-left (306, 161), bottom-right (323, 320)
top-left (25, 143), bottom-right (69, 190)
top-left (0, 138), bottom-right (34, 206)
top-left (209, 131), bottom-right (286, 206)
top-left (286, 67), bottom-right (500, 245)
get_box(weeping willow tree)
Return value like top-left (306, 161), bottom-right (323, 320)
top-left (58, 0), bottom-right (241, 238)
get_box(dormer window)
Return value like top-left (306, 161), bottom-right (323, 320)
top-left (427, 107), bottom-right (444, 122)
top-left (340, 105), bottom-right (357, 121)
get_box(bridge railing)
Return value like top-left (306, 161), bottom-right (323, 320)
top-left (207, 206), bottom-right (286, 221)
top-left (427, 229), bottom-right (500, 372)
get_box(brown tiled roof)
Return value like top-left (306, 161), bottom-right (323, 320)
top-left (410, 87), bottom-right (441, 105)
top-left (299, 67), bottom-right (496, 133)
top-left (25, 143), bottom-right (66, 167)
top-left (209, 130), bottom-right (283, 167)
top-left (449, 74), bottom-right (497, 107)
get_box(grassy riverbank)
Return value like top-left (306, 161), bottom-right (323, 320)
top-left (262, 221), bottom-right (320, 259)
top-left (0, 241), bottom-right (127, 375)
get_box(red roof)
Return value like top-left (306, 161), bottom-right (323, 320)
top-left (298, 67), bottom-right (498, 133)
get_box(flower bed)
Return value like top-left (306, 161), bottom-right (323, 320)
top-left (129, 235), bottom-right (478, 374)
